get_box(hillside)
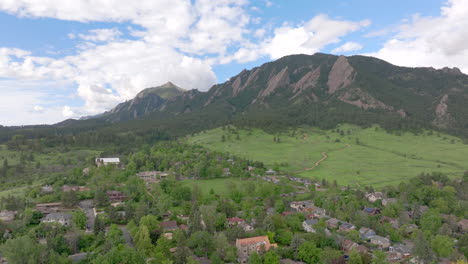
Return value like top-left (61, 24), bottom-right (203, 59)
top-left (187, 125), bottom-right (468, 186)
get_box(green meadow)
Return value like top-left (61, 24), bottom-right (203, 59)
top-left (187, 125), bottom-right (468, 187)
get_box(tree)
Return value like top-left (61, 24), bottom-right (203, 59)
top-left (458, 234), bottom-right (468, 258)
top-left (431, 235), bottom-right (454, 258)
top-left (153, 236), bottom-right (173, 264)
top-left (105, 224), bottom-right (124, 251)
top-left (92, 245), bottom-right (145, 264)
top-left (94, 214), bottom-right (106, 235)
top-left (61, 191), bottom-right (78, 207)
top-left (248, 252), bottom-right (262, 264)
top-left (135, 225), bottom-right (153, 257)
top-left (412, 231), bottom-right (435, 263)
top-left (319, 248), bottom-right (343, 264)
top-left (420, 210), bottom-right (442, 234)
top-left (0, 235), bottom-right (47, 264)
top-left (189, 231), bottom-right (214, 257)
top-left (372, 250), bottom-right (389, 264)
top-left (298, 242), bottom-right (321, 264)
top-left (263, 250), bottom-right (280, 264)
top-left (72, 210), bottom-right (87, 230)
top-left (348, 249), bottom-right (363, 264)
top-left (94, 189), bottom-right (109, 207)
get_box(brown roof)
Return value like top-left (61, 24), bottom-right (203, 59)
top-left (161, 220), bottom-right (179, 230)
top-left (236, 236), bottom-right (278, 248)
top-left (459, 219), bottom-right (468, 231)
top-left (228, 217), bottom-right (245, 223)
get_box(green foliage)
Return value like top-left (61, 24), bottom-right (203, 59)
top-left (92, 245), bottom-right (145, 264)
top-left (431, 235), bottom-right (454, 258)
top-left (298, 241), bottom-right (321, 264)
top-left (72, 210), bottom-right (87, 230)
top-left (0, 235), bottom-right (47, 264)
top-left (263, 250), bottom-right (280, 264)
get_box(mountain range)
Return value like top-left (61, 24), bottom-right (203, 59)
top-left (87, 53), bottom-right (468, 134)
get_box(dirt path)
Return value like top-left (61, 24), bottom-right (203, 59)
top-left (293, 144), bottom-right (350, 174)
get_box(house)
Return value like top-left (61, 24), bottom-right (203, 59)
top-left (95, 157), bottom-right (120, 167)
top-left (0, 210), bottom-right (17, 222)
top-left (223, 168), bottom-right (231, 176)
top-left (161, 221), bottom-right (179, 232)
top-left (365, 192), bottom-right (384, 202)
top-left (341, 239), bottom-right (358, 253)
top-left (302, 219), bottom-right (319, 233)
top-left (239, 222), bottom-right (255, 232)
top-left (290, 200), bottom-right (314, 211)
top-left (338, 222), bottom-right (356, 233)
top-left (62, 185), bottom-right (90, 192)
top-left (389, 243), bottom-right (412, 258)
top-left (458, 219), bottom-right (468, 232)
top-left (382, 198), bottom-right (398, 207)
top-left (228, 217), bottom-right (245, 227)
top-left (265, 169), bottom-right (277, 175)
top-left (41, 212), bottom-right (72, 226)
top-left (359, 227), bottom-right (376, 240)
top-left (327, 218), bottom-right (341, 229)
top-left (107, 191), bottom-right (127, 202)
top-left (370, 235), bottom-right (391, 248)
top-left (41, 185), bottom-right (54, 194)
top-left (136, 171), bottom-right (159, 184)
top-left (380, 216), bottom-right (400, 229)
top-left (308, 207), bottom-right (328, 218)
top-left (363, 207), bottom-right (381, 215)
top-left (247, 166), bottom-right (256, 172)
top-left (236, 236), bottom-right (277, 264)
top-left (36, 202), bottom-right (62, 214)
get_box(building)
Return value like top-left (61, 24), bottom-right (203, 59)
top-left (136, 171), bottom-right (160, 184)
top-left (41, 212), bottom-right (72, 226)
top-left (36, 202), bottom-right (62, 214)
top-left (107, 191), bottom-right (127, 202)
top-left (341, 239), bottom-right (358, 253)
top-left (382, 198), bottom-right (398, 207)
top-left (359, 227), bottom-right (376, 240)
top-left (290, 200), bottom-right (314, 211)
top-left (239, 222), bottom-right (255, 232)
top-left (307, 207), bottom-right (328, 218)
top-left (326, 218), bottom-right (340, 229)
top-left (265, 169), bottom-right (277, 175)
top-left (365, 192), bottom-right (384, 202)
top-left (302, 219), bottom-right (319, 233)
top-left (363, 207), bottom-right (381, 215)
top-left (370, 235), bottom-right (391, 248)
top-left (389, 243), bottom-right (412, 259)
top-left (236, 236), bottom-right (277, 264)
top-left (0, 210), bottom-right (17, 222)
top-left (62, 185), bottom-right (90, 192)
top-left (338, 222), bottom-right (356, 233)
top-left (458, 219), bottom-right (468, 233)
top-left (95, 157), bottom-right (120, 167)
top-left (228, 217), bottom-right (245, 227)
top-left (161, 221), bottom-right (179, 232)
top-left (41, 185), bottom-right (54, 194)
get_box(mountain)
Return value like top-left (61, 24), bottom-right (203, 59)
top-left (91, 82), bottom-right (185, 122)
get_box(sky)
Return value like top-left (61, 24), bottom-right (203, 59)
top-left (0, 0), bottom-right (467, 126)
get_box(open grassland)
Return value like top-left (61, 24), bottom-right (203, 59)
top-left (187, 125), bottom-right (468, 187)
top-left (181, 177), bottom-right (278, 196)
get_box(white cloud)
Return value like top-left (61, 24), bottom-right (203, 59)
top-left (33, 105), bottom-right (44, 112)
top-left (62, 106), bottom-right (74, 117)
top-left (78, 28), bottom-right (122, 42)
top-left (369, 0), bottom-right (468, 73)
top-left (331, 41), bottom-right (363, 54)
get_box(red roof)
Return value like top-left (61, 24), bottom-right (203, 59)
top-left (228, 217), bottom-right (244, 223)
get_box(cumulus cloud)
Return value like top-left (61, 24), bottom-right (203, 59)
top-left (78, 28), bottom-right (122, 42)
top-left (369, 0), bottom-right (468, 73)
top-left (332, 41), bottom-right (363, 54)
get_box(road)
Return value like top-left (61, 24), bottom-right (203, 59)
top-left (78, 200), bottom-right (95, 232)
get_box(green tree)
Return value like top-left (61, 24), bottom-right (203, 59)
top-left (135, 225), bottom-right (153, 257)
top-left (348, 249), bottom-right (363, 264)
top-left (431, 235), bottom-right (454, 258)
top-left (319, 248), bottom-right (342, 264)
top-left (94, 189), bottom-right (109, 207)
top-left (420, 210), bottom-right (442, 234)
top-left (72, 210), bottom-right (87, 230)
top-left (458, 234), bottom-right (468, 258)
top-left (0, 235), bottom-right (47, 264)
top-left (248, 252), bottom-right (262, 264)
top-left (412, 231), bottom-right (435, 263)
top-left (92, 245), bottom-right (145, 264)
top-left (263, 250), bottom-right (280, 264)
top-left (153, 236), bottom-right (173, 264)
top-left (189, 231), bottom-right (214, 257)
top-left (105, 224), bottom-right (124, 251)
top-left (372, 250), bottom-right (389, 264)
top-left (298, 242), bottom-right (321, 264)
top-left (61, 191), bottom-right (79, 207)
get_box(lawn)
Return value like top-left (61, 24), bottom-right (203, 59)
top-left (187, 125), bottom-right (468, 187)
top-left (181, 177), bottom-right (276, 196)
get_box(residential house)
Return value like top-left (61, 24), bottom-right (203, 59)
top-left (0, 210), bottom-right (17, 222)
top-left (382, 198), bottom-right (398, 207)
top-left (290, 200), bottom-right (314, 212)
top-left (136, 171), bottom-right (159, 184)
top-left (228, 217), bottom-right (245, 227)
top-left (161, 221), bottom-right (179, 232)
top-left (363, 207), bottom-right (381, 216)
top-left (41, 185), bottom-right (54, 194)
top-left (265, 169), bottom-right (277, 175)
top-left (247, 166), bottom-right (256, 172)
top-left (458, 219), bottom-right (468, 233)
top-left (339, 222), bottom-right (356, 233)
top-left (36, 202), bottom-right (62, 214)
top-left (389, 243), bottom-right (412, 259)
top-left (370, 235), bottom-right (391, 248)
top-left (365, 192), bottom-right (384, 202)
top-left (341, 239), bottom-right (358, 254)
top-left (239, 222), bottom-right (255, 232)
top-left (236, 236), bottom-right (277, 264)
top-left (307, 207), bottom-right (328, 218)
top-left (380, 216), bottom-right (400, 229)
top-left (95, 157), bottom-right (120, 167)
top-left (359, 227), bottom-right (376, 240)
top-left (62, 185), bottom-right (90, 192)
top-left (327, 218), bottom-right (340, 229)
top-left (107, 191), bottom-right (127, 202)
top-left (302, 219), bottom-right (319, 233)
top-left (223, 168), bottom-right (231, 176)
top-left (41, 212), bottom-right (72, 226)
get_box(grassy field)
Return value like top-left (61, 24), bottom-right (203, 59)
top-left (181, 177), bottom-right (277, 196)
top-left (187, 125), bottom-right (468, 187)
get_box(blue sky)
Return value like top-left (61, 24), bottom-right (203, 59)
top-left (0, 0), bottom-right (465, 125)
